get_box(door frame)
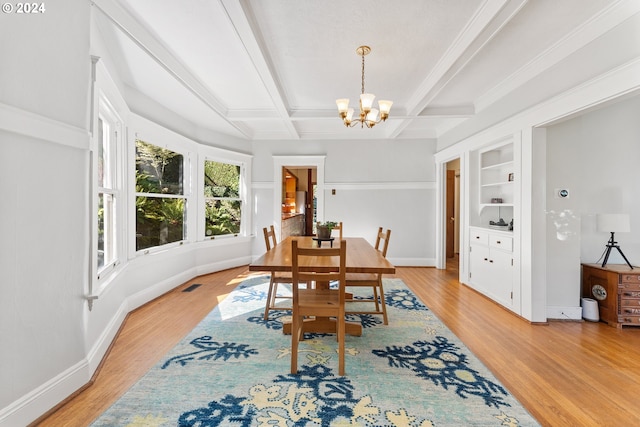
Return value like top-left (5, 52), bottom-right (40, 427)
top-left (273, 156), bottom-right (325, 238)
top-left (435, 153), bottom-right (467, 270)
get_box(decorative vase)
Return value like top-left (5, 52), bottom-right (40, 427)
top-left (317, 226), bottom-right (331, 239)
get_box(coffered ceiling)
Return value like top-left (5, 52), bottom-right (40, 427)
top-left (92, 0), bottom-right (637, 141)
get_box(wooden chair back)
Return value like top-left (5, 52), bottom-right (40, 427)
top-left (291, 239), bottom-right (347, 374)
top-left (332, 221), bottom-right (343, 240)
top-left (291, 240), bottom-right (346, 301)
top-left (263, 225), bottom-right (277, 251)
top-left (374, 227), bottom-right (391, 257)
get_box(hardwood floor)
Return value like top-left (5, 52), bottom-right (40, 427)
top-left (36, 262), bottom-right (640, 426)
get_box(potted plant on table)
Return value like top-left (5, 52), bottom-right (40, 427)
top-left (316, 221), bottom-right (338, 239)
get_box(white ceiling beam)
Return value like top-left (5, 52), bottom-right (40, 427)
top-left (220, 0), bottom-right (300, 139)
top-left (92, 0), bottom-right (252, 139)
top-left (475, 0), bottom-right (640, 112)
top-left (387, 0), bottom-right (527, 139)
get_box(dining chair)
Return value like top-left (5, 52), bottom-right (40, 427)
top-left (262, 225), bottom-right (299, 320)
top-left (332, 221), bottom-right (343, 240)
top-left (290, 239), bottom-right (347, 375)
top-left (345, 227), bottom-right (391, 324)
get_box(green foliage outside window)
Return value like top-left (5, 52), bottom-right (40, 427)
top-left (204, 160), bottom-right (241, 236)
top-left (135, 140), bottom-right (185, 250)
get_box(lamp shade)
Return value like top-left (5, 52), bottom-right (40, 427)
top-left (378, 100), bottom-right (393, 115)
top-left (596, 214), bottom-right (630, 232)
top-left (360, 93), bottom-right (375, 112)
top-left (336, 98), bottom-right (350, 114)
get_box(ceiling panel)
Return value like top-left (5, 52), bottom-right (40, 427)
top-left (93, 0), bottom-right (632, 141)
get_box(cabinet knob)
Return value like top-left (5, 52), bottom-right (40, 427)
top-left (489, 260), bottom-right (494, 263)
top-left (496, 240), bottom-right (501, 244)
top-left (483, 258), bottom-right (488, 261)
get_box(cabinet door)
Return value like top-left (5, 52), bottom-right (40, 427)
top-left (488, 250), bottom-right (513, 307)
top-left (469, 245), bottom-right (490, 292)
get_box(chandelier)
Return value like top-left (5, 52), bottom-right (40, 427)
top-left (336, 45), bottom-right (393, 128)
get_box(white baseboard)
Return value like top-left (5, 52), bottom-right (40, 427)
top-left (547, 306), bottom-right (582, 320)
top-left (0, 256), bottom-right (250, 427)
top-left (0, 359), bottom-right (90, 427)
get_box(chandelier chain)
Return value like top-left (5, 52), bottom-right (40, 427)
top-left (361, 52), bottom-right (365, 95)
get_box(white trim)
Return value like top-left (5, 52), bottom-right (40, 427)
top-left (326, 182), bottom-right (435, 191)
top-left (252, 181), bottom-right (273, 190)
top-left (0, 102), bottom-right (89, 150)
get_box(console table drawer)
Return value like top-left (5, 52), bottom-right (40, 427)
top-left (618, 315), bottom-right (640, 325)
top-left (620, 297), bottom-right (640, 307)
top-left (621, 274), bottom-right (640, 284)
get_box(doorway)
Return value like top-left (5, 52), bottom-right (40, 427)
top-left (282, 166), bottom-right (316, 236)
top-left (445, 158), bottom-right (461, 268)
top-left (273, 156), bottom-right (325, 240)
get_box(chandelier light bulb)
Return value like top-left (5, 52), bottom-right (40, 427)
top-left (360, 93), bottom-right (376, 113)
top-left (378, 100), bottom-right (393, 116)
top-left (346, 108), bottom-right (355, 122)
top-left (336, 98), bottom-right (350, 114)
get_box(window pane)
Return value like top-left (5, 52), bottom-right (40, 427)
top-left (98, 193), bottom-right (116, 270)
top-left (136, 197), bottom-right (185, 250)
top-left (204, 161), bottom-right (240, 198)
top-left (136, 139), bottom-right (184, 195)
top-left (205, 199), bottom-right (241, 236)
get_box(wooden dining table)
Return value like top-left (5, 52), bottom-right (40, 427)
top-left (249, 236), bottom-right (396, 336)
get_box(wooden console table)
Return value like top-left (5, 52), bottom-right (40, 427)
top-left (581, 263), bottom-right (640, 327)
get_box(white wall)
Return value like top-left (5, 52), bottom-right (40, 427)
top-left (0, 9), bottom-right (255, 426)
top-left (251, 139), bottom-right (438, 266)
top-left (0, 1), bottom-right (91, 424)
top-left (545, 95), bottom-right (640, 313)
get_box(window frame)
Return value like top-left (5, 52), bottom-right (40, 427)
top-left (91, 84), bottom-right (126, 288)
top-left (202, 158), bottom-right (244, 239)
top-left (198, 146), bottom-right (251, 241)
top-left (133, 137), bottom-right (192, 255)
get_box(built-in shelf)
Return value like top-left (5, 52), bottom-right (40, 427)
top-left (480, 203), bottom-right (514, 210)
top-left (481, 160), bottom-right (513, 171)
top-left (481, 181), bottom-right (513, 188)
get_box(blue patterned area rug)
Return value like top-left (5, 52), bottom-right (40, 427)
top-left (92, 276), bottom-right (539, 426)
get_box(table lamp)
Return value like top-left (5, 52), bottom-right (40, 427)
top-left (596, 213), bottom-right (633, 269)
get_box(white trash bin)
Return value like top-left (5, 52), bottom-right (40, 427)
top-left (582, 297), bottom-right (599, 322)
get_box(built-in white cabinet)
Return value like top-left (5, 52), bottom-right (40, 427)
top-left (469, 227), bottom-right (514, 310)
top-left (464, 137), bottom-right (519, 315)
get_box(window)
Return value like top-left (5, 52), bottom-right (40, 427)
top-left (95, 105), bottom-right (122, 280)
top-left (204, 160), bottom-right (242, 237)
top-left (135, 139), bottom-right (187, 251)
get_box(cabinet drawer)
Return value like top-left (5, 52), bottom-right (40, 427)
top-left (618, 315), bottom-right (640, 325)
top-left (470, 230), bottom-right (489, 246)
top-left (620, 288), bottom-right (640, 300)
top-left (621, 274), bottom-right (640, 284)
top-left (620, 296), bottom-right (640, 308)
top-left (490, 235), bottom-right (512, 251)
top-left (619, 282), bottom-right (640, 292)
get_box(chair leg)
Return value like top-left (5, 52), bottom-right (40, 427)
top-left (338, 314), bottom-right (345, 376)
top-left (378, 279), bottom-right (388, 325)
top-left (291, 313), bottom-right (300, 374)
top-left (372, 286), bottom-right (381, 311)
top-left (264, 277), bottom-right (276, 320)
